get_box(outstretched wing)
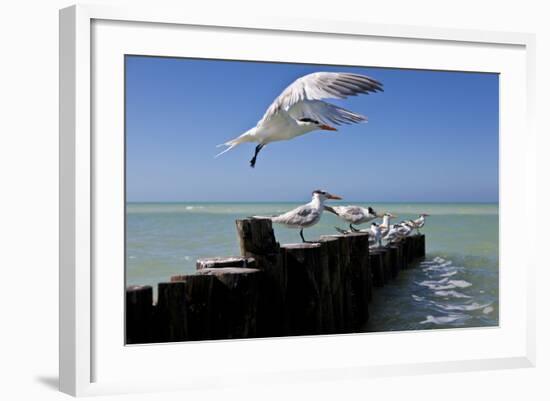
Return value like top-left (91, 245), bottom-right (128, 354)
top-left (288, 100), bottom-right (367, 126)
top-left (259, 72), bottom-right (383, 124)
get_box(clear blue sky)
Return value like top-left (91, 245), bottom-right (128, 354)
top-left (125, 56), bottom-right (498, 202)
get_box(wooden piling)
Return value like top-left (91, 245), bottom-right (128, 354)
top-left (169, 267), bottom-right (261, 340)
top-left (197, 267), bottom-right (261, 339)
top-left (236, 218), bottom-right (287, 336)
top-left (321, 234), bottom-right (354, 333)
top-left (369, 250), bottom-right (385, 287)
top-left (156, 281), bottom-right (188, 342)
top-left (403, 237), bottom-right (414, 266)
top-left (378, 247), bottom-right (392, 284)
top-left (126, 285), bottom-right (153, 344)
top-left (346, 233), bottom-right (370, 329)
top-left (282, 243), bottom-right (323, 335)
top-left (318, 237), bottom-right (340, 334)
top-left (414, 234), bottom-right (426, 258)
top-left (126, 218), bottom-right (427, 343)
top-left (386, 245), bottom-right (401, 279)
top-left (168, 274), bottom-right (217, 340)
top-left (196, 256), bottom-right (256, 270)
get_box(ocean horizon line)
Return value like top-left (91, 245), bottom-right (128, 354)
top-left (126, 200), bottom-right (499, 204)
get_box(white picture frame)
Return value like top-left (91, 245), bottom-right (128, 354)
top-left (59, 3), bottom-right (536, 397)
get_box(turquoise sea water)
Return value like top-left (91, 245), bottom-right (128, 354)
top-left (126, 202), bottom-right (498, 331)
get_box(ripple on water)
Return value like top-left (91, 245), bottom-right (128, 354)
top-left (367, 254), bottom-right (498, 331)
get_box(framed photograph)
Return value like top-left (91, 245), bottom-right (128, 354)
top-left (59, 4), bottom-right (536, 396)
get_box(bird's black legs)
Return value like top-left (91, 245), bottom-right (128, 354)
top-left (350, 224), bottom-right (360, 232)
top-left (300, 228), bottom-right (317, 243)
top-left (249, 144), bottom-right (264, 168)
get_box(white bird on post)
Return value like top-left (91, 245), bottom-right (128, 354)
top-left (253, 190), bottom-right (342, 243)
top-left (324, 205), bottom-right (382, 232)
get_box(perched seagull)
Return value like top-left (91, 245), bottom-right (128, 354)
top-left (369, 222), bottom-right (383, 248)
top-left (396, 222), bottom-right (414, 237)
top-left (216, 72), bottom-right (383, 167)
top-left (253, 189), bottom-right (342, 242)
top-left (325, 205), bottom-right (382, 232)
top-left (409, 213), bottom-right (430, 234)
top-left (378, 212), bottom-right (397, 237)
top-left (383, 224), bottom-right (401, 244)
top-left (384, 223), bottom-right (411, 244)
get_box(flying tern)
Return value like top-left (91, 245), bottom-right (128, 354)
top-left (216, 72), bottom-right (383, 167)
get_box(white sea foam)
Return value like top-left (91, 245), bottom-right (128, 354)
top-left (433, 290), bottom-right (472, 299)
top-left (184, 205), bottom-right (205, 211)
top-left (448, 280), bottom-right (472, 288)
top-left (434, 302), bottom-right (491, 312)
top-left (416, 277), bottom-right (472, 291)
top-left (422, 265), bottom-right (463, 273)
top-left (439, 271), bottom-right (458, 278)
top-left (420, 314), bottom-right (469, 325)
top-left (411, 294), bottom-right (425, 301)
top-left (483, 306), bottom-right (494, 314)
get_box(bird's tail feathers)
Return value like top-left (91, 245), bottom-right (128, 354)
top-left (215, 129), bottom-right (255, 158)
top-left (215, 143), bottom-right (238, 158)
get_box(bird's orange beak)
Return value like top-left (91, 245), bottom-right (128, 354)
top-left (319, 124), bottom-right (337, 131)
top-left (327, 194), bottom-right (342, 200)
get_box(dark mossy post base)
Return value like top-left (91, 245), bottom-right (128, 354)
top-left (125, 219), bottom-right (426, 344)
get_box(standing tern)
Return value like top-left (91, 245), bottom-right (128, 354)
top-left (325, 205), bottom-right (382, 232)
top-left (369, 222), bottom-right (383, 248)
top-left (253, 189), bottom-right (342, 242)
top-left (409, 213), bottom-right (430, 234)
top-left (379, 212), bottom-right (397, 237)
top-left (383, 223), bottom-right (411, 244)
top-left (216, 72), bottom-right (383, 167)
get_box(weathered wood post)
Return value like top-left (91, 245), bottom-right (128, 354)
top-left (386, 245), bottom-right (401, 279)
top-left (236, 218), bottom-right (287, 336)
top-left (400, 237), bottom-right (410, 270)
top-left (195, 256), bottom-right (257, 270)
top-left (369, 250), bottom-right (384, 287)
top-left (196, 267), bottom-right (261, 339)
top-left (321, 234), bottom-right (354, 333)
top-left (318, 237), bottom-right (339, 334)
top-left (156, 281), bottom-right (188, 342)
top-left (126, 285), bottom-right (154, 344)
top-left (346, 233), bottom-right (370, 329)
top-left (167, 274), bottom-right (216, 341)
top-left (403, 237), bottom-right (414, 266)
top-left (282, 243), bottom-right (323, 335)
top-left (414, 234), bottom-right (426, 258)
top-left (171, 267), bottom-right (261, 340)
top-left (378, 247), bottom-right (392, 284)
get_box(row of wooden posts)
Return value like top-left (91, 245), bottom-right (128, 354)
top-left (126, 218), bottom-right (426, 344)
